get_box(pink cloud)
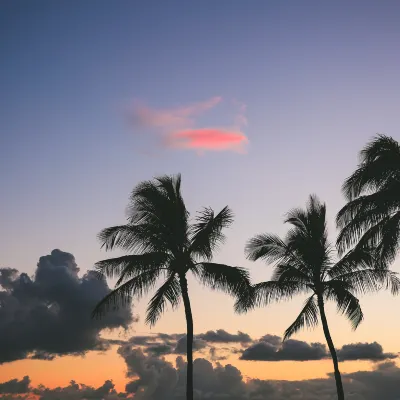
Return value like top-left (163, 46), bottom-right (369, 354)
top-left (167, 128), bottom-right (248, 152)
top-left (128, 96), bottom-right (249, 153)
top-left (130, 96), bottom-right (222, 130)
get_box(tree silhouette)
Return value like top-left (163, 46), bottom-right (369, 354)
top-left (337, 134), bottom-right (400, 266)
top-left (91, 174), bottom-right (250, 400)
top-left (236, 195), bottom-right (399, 400)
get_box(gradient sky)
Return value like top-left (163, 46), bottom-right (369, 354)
top-left (1, 0), bottom-right (400, 395)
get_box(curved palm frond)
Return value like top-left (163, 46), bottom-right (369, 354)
top-left (339, 212), bottom-right (400, 266)
top-left (336, 186), bottom-right (398, 230)
top-left (245, 233), bottom-right (288, 262)
top-left (189, 206), bottom-right (234, 261)
top-left (374, 211), bottom-right (400, 265)
top-left (98, 224), bottom-right (171, 254)
top-left (333, 269), bottom-right (400, 296)
top-left (283, 295), bottom-right (319, 341)
top-left (245, 280), bottom-right (309, 310)
top-left (94, 253), bottom-right (169, 282)
top-left (342, 135), bottom-right (400, 201)
top-left (328, 246), bottom-right (375, 279)
top-left (271, 263), bottom-right (312, 285)
top-left (245, 233), bottom-right (310, 277)
top-left (126, 174), bottom-right (189, 255)
top-left (324, 281), bottom-right (364, 330)
top-left (195, 262), bottom-right (250, 297)
top-left (145, 273), bottom-right (182, 326)
top-left (92, 268), bottom-right (161, 318)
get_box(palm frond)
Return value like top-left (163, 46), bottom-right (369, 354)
top-left (333, 269), bottom-right (400, 296)
top-left (336, 193), bottom-right (399, 255)
top-left (195, 262), bottom-right (251, 297)
top-left (374, 211), bottom-right (400, 265)
top-left (339, 212), bottom-right (400, 266)
top-left (283, 295), bottom-right (319, 340)
top-left (190, 206), bottom-right (234, 261)
top-left (145, 273), bottom-right (181, 326)
top-left (271, 263), bottom-right (312, 285)
top-left (324, 281), bottom-right (364, 330)
top-left (246, 280), bottom-right (309, 309)
top-left (91, 269), bottom-right (161, 319)
top-left (328, 247), bottom-right (375, 279)
top-left (342, 135), bottom-right (400, 201)
top-left (245, 233), bottom-right (298, 265)
top-left (125, 174), bottom-right (189, 254)
top-left (98, 224), bottom-right (170, 253)
top-left (94, 253), bottom-right (169, 282)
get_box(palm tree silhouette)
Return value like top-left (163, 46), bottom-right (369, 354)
top-left (91, 174), bottom-right (250, 400)
top-left (337, 134), bottom-right (400, 266)
top-left (236, 195), bottom-right (399, 400)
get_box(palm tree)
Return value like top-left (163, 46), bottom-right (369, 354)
top-left (91, 174), bottom-right (250, 400)
top-left (236, 195), bottom-right (399, 400)
top-left (337, 134), bottom-right (400, 266)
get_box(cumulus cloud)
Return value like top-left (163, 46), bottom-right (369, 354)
top-left (128, 97), bottom-right (249, 153)
top-left (0, 376), bottom-right (30, 394)
top-left (4, 353), bottom-right (400, 399)
top-left (0, 249), bottom-right (134, 363)
top-left (241, 338), bottom-right (328, 362)
top-left (197, 329), bottom-right (252, 344)
top-left (239, 335), bottom-right (397, 363)
top-left (174, 336), bottom-right (208, 355)
top-left (337, 342), bottom-right (398, 362)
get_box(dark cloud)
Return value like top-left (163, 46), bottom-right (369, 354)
top-left (0, 376), bottom-right (30, 394)
top-left (4, 355), bottom-right (400, 399)
top-left (174, 336), bottom-right (208, 354)
top-left (114, 347), bottom-right (400, 400)
top-left (338, 342), bottom-right (398, 362)
top-left (240, 337), bottom-right (328, 361)
top-left (239, 335), bottom-right (397, 364)
top-left (33, 379), bottom-right (126, 400)
top-left (197, 329), bottom-right (252, 343)
top-left (118, 346), bottom-right (179, 398)
top-left (209, 347), bottom-right (227, 361)
top-left (0, 249), bottom-right (134, 363)
top-left (146, 343), bottom-right (175, 356)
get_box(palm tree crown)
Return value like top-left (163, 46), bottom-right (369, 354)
top-left (92, 174), bottom-right (249, 322)
top-left (238, 195), bottom-right (399, 400)
top-left (337, 134), bottom-right (400, 265)
top-left (239, 195), bottom-right (399, 338)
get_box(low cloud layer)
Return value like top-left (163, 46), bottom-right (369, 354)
top-left (239, 335), bottom-right (397, 363)
top-left (197, 329), bottom-right (252, 344)
top-left (337, 342), bottom-right (397, 362)
top-left (0, 249), bottom-right (134, 363)
top-left (129, 97), bottom-right (249, 153)
top-left (4, 354), bottom-right (400, 400)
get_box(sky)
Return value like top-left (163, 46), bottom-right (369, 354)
top-left (1, 0), bottom-right (400, 398)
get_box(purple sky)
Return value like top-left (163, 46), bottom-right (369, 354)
top-left (1, 0), bottom-right (400, 361)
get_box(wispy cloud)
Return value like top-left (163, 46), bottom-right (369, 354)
top-left (128, 96), bottom-right (249, 153)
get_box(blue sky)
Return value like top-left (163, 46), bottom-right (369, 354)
top-left (1, 0), bottom-right (400, 390)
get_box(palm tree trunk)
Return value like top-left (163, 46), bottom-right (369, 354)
top-left (317, 294), bottom-right (345, 400)
top-left (179, 274), bottom-right (194, 400)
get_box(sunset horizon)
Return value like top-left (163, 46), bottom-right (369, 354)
top-left (1, 1), bottom-right (400, 399)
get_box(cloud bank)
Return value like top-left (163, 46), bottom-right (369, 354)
top-left (129, 97), bottom-right (249, 153)
top-left (0, 249), bottom-right (134, 363)
top-left (3, 355), bottom-right (400, 400)
top-left (239, 335), bottom-right (397, 363)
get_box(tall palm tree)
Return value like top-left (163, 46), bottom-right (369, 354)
top-left (337, 134), bottom-right (400, 266)
top-left (91, 174), bottom-right (250, 400)
top-left (236, 195), bottom-right (399, 400)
